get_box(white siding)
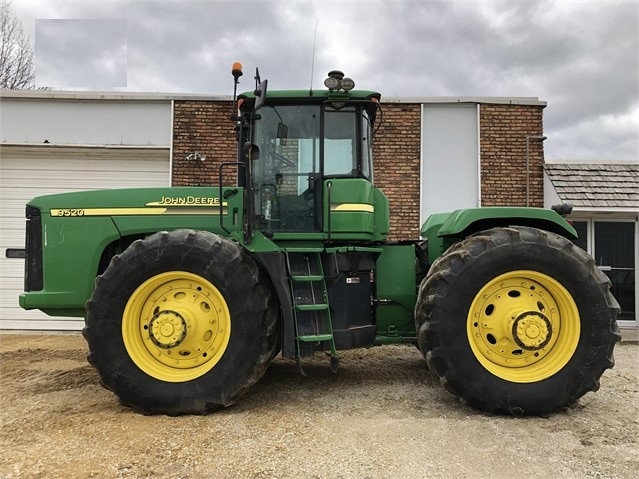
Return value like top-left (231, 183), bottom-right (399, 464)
top-left (420, 104), bottom-right (479, 222)
top-left (0, 145), bottom-right (170, 330)
top-left (0, 98), bottom-right (171, 146)
top-left (543, 171), bottom-right (563, 208)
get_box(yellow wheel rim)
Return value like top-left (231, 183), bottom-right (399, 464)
top-left (122, 271), bottom-right (231, 382)
top-left (467, 270), bottom-right (580, 383)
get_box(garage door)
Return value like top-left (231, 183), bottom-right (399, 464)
top-left (0, 145), bottom-right (170, 330)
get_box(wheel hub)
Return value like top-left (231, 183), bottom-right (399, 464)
top-left (466, 270), bottom-right (581, 383)
top-left (512, 311), bottom-right (552, 350)
top-left (149, 310), bottom-right (187, 349)
top-left (123, 271), bottom-right (232, 382)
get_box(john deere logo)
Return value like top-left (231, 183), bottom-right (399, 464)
top-left (146, 196), bottom-right (223, 207)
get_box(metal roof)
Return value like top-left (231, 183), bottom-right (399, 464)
top-left (0, 89), bottom-right (545, 106)
top-left (544, 162), bottom-right (639, 208)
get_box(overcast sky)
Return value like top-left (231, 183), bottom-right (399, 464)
top-left (11, 0), bottom-right (639, 162)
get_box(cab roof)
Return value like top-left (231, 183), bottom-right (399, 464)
top-left (238, 89), bottom-right (382, 103)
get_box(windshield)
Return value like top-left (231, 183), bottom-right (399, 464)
top-left (253, 105), bottom-right (371, 183)
top-left (251, 103), bottom-right (372, 232)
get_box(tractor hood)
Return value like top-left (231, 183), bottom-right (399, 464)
top-left (27, 187), bottom-right (235, 215)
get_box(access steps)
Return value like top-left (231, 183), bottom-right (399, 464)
top-left (285, 250), bottom-right (339, 374)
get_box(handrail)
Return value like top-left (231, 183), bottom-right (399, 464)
top-left (326, 180), bottom-right (332, 242)
top-left (218, 161), bottom-right (244, 236)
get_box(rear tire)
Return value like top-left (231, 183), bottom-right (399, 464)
top-left (83, 229), bottom-right (280, 415)
top-left (415, 226), bottom-right (620, 415)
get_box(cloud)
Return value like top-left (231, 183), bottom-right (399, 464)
top-left (35, 18), bottom-right (127, 88)
top-left (549, 104), bottom-right (639, 160)
top-left (11, 0), bottom-right (639, 161)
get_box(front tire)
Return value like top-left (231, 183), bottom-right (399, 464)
top-left (415, 226), bottom-right (620, 415)
top-left (83, 229), bottom-right (280, 415)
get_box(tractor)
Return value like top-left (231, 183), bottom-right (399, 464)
top-left (19, 64), bottom-right (620, 416)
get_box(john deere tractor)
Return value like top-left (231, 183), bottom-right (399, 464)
top-left (19, 64), bottom-right (619, 416)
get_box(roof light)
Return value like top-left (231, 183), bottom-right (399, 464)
top-left (327, 70), bottom-right (344, 81)
top-left (231, 62), bottom-right (243, 80)
top-left (324, 70), bottom-right (355, 92)
top-left (324, 76), bottom-right (340, 90)
top-left (340, 77), bottom-right (355, 91)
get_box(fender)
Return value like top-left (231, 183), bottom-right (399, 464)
top-left (420, 207), bottom-right (578, 264)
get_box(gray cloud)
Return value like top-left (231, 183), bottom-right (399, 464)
top-left (35, 18), bottom-right (127, 87)
top-left (14, 0), bottom-right (639, 161)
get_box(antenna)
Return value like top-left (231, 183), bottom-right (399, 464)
top-left (309, 18), bottom-right (319, 96)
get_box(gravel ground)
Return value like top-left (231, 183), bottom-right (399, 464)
top-left (0, 333), bottom-right (637, 479)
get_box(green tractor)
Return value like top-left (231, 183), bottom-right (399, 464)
top-left (19, 64), bottom-right (619, 416)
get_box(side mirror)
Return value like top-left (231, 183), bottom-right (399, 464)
top-left (276, 122), bottom-right (288, 139)
top-left (254, 79), bottom-right (268, 111)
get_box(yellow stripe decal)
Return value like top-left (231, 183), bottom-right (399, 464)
top-left (50, 207), bottom-right (227, 217)
top-left (330, 203), bottom-right (374, 213)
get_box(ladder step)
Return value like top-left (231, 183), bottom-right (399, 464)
top-left (298, 334), bottom-right (334, 342)
top-left (295, 304), bottom-right (329, 311)
top-left (290, 275), bottom-right (324, 282)
top-left (285, 247), bottom-right (324, 253)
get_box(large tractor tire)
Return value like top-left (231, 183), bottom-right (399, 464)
top-left (415, 226), bottom-right (620, 416)
top-left (83, 229), bottom-right (280, 415)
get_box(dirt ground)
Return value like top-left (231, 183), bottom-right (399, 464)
top-left (0, 333), bottom-right (637, 479)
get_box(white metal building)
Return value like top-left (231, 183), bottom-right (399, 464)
top-left (0, 91), bottom-right (172, 329)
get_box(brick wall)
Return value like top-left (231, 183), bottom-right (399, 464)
top-left (372, 103), bottom-right (422, 241)
top-left (480, 104), bottom-right (546, 207)
top-left (172, 100), bottom-right (236, 187)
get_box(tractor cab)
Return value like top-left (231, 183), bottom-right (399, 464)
top-left (235, 67), bottom-right (388, 243)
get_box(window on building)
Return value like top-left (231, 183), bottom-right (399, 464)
top-left (571, 221), bottom-right (588, 252)
top-left (570, 219), bottom-right (636, 324)
top-left (594, 221), bottom-right (636, 322)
